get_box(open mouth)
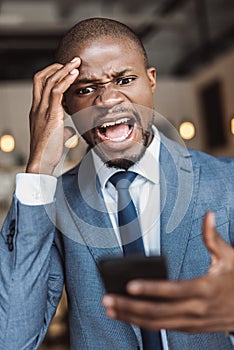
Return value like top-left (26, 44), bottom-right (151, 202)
top-left (97, 117), bottom-right (135, 142)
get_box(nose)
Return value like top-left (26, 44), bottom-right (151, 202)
top-left (94, 83), bottom-right (125, 108)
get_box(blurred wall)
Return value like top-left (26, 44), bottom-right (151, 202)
top-left (155, 49), bottom-right (234, 156)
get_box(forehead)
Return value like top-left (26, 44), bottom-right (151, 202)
top-left (73, 37), bottom-right (145, 80)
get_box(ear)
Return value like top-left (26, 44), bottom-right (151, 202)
top-left (147, 67), bottom-right (156, 92)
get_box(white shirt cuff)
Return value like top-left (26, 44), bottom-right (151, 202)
top-left (15, 173), bottom-right (57, 205)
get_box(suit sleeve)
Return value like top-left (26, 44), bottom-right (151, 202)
top-left (0, 196), bottom-right (64, 350)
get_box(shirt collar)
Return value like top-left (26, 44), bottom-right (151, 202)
top-left (92, 125), bottom-right (160, 189)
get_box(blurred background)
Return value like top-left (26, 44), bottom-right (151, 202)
top-left (0, 0), bottom-right (234, 348)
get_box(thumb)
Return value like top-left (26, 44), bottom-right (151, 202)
top-left (203, 211), bottom-right (233, 268)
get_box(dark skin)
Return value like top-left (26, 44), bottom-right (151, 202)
top-left (27, 37), bottom-right (156, 174)
top-left (26, 36), bottom-right (234, 334)
top-left (63, 37), bottom-right (156, 168)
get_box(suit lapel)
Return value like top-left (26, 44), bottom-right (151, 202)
top-left (159, 134), bottom-right (200, 280)
top-left (58, 151), bottom-right (121, 256)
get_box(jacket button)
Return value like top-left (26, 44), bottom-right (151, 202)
top-left (7, 220), bottom-right (15, 252)
top-left (8, 242), bottom-right (13, 252)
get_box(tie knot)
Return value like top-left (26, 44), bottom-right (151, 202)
top-left (109, 171), bottom-right (137, 190)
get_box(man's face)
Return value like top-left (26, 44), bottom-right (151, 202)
top-left (64, 37), bottom-right (156, 169)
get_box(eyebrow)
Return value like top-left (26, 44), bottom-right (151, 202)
top-left (73, 69), bottom-right (134, 86)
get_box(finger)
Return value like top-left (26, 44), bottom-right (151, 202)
top-left (202, 212), bottom-right (234, 266)
top-left (103, 295), bottom-right (194, 331)
top-left (106, 310), bottom-right (230, 333)
top-left (46, 57), bottom-right (81, 88)
top-left (32, 63), bottom-right (63, 109)
top-left (125, 278), bottom-right (206, 300)
top-left (103, 296), bottom-right (231, 333)
top-left (40, 57), bottom-right (80, 110)
top-left (45, 68), bottom-right (79, 119)
top-left (33, 57), bottom-right (81, 114)
top-left (103, 293), bottom-right (211, 321)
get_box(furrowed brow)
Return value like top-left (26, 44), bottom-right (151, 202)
top-left (73, 78), bottom-right (97, 85)
top-left (73, 69), bottom-right (134, 86)
top-left (114, 69), bottom-right (133, 78)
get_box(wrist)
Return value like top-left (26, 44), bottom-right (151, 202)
top-left (26, 160), bottom-right (55, 176)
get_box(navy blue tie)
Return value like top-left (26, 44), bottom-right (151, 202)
top-left (110, 171), bottom-right (145, 255)
top-left (109, 171), bottom-right (162, 350)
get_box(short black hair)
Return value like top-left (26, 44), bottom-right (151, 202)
top-left (55, 17), bottom-right (148, 67)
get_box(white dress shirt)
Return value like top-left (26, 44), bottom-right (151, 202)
top-left (91, 126), bottom-right (161, 256)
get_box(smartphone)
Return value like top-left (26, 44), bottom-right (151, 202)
top-left (99, 255), bottom-right (167, 297)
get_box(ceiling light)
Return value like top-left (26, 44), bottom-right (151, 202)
top-left (0, 134), bottom-right (15, 152)
top-left (64, 134), bottom-right (79, 149)
top-left (179, 121), bottom-right (196, 140)
top-left (231, 117), bottom-right (234, 135)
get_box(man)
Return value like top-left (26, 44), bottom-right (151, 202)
top-left (0, 17), bottom-right (234, 350)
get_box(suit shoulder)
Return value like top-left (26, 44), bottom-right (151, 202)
top-left (161, 133), bottom-right (233, 178)
top-left (188, 148), bottom-right (234, 184)
top-left (189, 148), bottom-right (234, 167)
top-left (161, 133), bottom-right (233, 168)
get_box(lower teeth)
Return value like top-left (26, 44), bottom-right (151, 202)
top-left (107, 126), bottom-right (132, 142)
top-left (109, 134), bottom-right (128, 142)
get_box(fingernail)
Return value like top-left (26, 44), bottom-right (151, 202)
top-left (70, 69), bottom-right (78, 75)
top-left (71, 57), bottom-right (79, 62)
top-left (102, 296), bottom-right (114, 307)
top-left (127, 281), bottom-right (142, 294)
top-left (209, 212), bottom-right (216, 226)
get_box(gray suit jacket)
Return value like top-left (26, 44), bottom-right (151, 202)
top-left (1, 134), bottom-right (234, 350)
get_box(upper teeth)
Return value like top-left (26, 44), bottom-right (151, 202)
top-left (101, 118), bottom-right (129, 128)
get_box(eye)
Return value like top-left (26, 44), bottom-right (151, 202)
top-left (117, 77), bottom-right (135, 86)
top-left (76, 86), bottom-right (95, 95)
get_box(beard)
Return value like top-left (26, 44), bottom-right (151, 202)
top-left (89, 125), bottom-right (152, 170)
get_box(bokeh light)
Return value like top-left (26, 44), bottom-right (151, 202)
top-left (0, 134), bottom-right (15, 152)
top-left (64, 134), bottom-right (79, 149)
top-left (231, 117), bottom-right (234, 135)
top-left (179, 122), bottom-right (196, 140)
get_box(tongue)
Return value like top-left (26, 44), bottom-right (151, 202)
top-left (105, 123), bottom-right (129, 139)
